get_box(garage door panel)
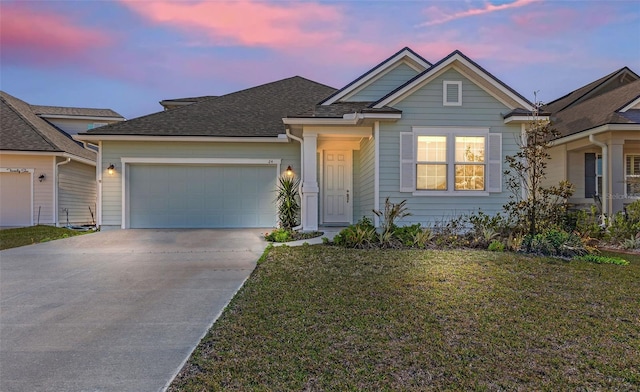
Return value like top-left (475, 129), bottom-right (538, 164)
top-left (130, 164), bottom-right (276, 228)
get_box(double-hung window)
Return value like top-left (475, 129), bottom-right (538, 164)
top-left (626, 154), bottom-right (640, 197)
top-left (401, 128), bottom-right (502, 195)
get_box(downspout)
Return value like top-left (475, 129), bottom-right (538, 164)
top-left (285, 128), bottom-right (304, 231)
top-left (55, 158), bottom-right (72, 227)
top-left (589, 134), bottom-right (607, 224)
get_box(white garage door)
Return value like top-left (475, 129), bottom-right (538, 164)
top-left (0, 172), bottom-right (31, 227)
top-left (129, 164), bottom-right (277, 228)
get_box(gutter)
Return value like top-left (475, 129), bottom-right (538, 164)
top-left (589, 134), bottom-right (608, 224)
top-left (285, 128), bottom-right (304, 231)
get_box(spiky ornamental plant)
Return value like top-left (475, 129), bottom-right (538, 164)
top-left (503, 101), bottom-right (574, 243)
top-left (275, 174), bottom-right (301, 230)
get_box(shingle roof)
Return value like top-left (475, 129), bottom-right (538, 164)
top-left (543, 67), bottom-right (640, 114)
top-left (551, 79), bottom-right (640, 138)
top-left (31, 105), bottom-right (123, 119)
top-left (160, 96), bottom-right (217, 104)
top-left (0, 91), bottom-right (96, 161)
top-left (289, 102), bottom-right (401, 118)
top-left (83, 76), bottom-right (336, 137)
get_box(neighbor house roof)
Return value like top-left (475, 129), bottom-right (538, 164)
top-left (0, 91), bottom-right (96, 161)
top-left (551, 79), bottom-right (640, 138)
top-left (81, 76), bottom-right (337, 137)
top-left (543, 67), bottom-right (640, 114)
top-left (31, 105), bottom-right (123, 119)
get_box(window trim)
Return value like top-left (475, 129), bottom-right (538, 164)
top-left (412, 127), bottom-right (490, 196)
top-left (443, 80), bottom-right (462, 106)
top-left (625, 153), bottom-right (640, 198)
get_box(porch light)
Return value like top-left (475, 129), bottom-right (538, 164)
top-left (38, 174), bottom-right (46, 182)
top-left (107, 164), bottom-right (115, 175)
top-left (286, 165), bottom-right (294, 177)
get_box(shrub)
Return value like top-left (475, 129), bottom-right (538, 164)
top-left (607, 200), bottom-right (640, 244)
top-left (488, 240), bottom-right (505, 252)
top-left (333, 217), bottom-right (377, 249)
top-left (373, 198), bottom-right (411, 238)
top-left (275, 175), bottom-right (301, 230)
top-left (622, 234), bottom-right (640, 250)
top-left (568, 206), bottom-right (605, 240)
top-left (573, 254), bottom-right (629, 266)
top-left (393, 224), bottom-right (423, 247)
top-left (523, 229), bottom-right (587, 258)
top-left (411, 227), bottom-right (435, 249)
top-left (264, 228), bottom-right (292, 242)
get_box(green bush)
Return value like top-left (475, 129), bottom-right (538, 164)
top-left (488, 240), bottom-right (505, 252)
top-left (264, 228), bottom-right (292, 242)
top-left (607, 200), bottom-right (640, 244)
top-left (393, 224), bottom-right (423, 246)
top-left (523, 229), bottom-right (587, 258)
top-left (568, 206), bottom-right (605, 240)
top-left (275, 175), bottom-right (301, 230)
top-left (573, 254), bottom-right (629, 266)
top-left (333, 217), bottom-right (377, 249)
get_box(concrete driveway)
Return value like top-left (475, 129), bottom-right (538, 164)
top-left (0, 229), bottom-right (267, 392)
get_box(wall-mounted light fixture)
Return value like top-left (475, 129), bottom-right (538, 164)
top-left (285, 165), bottom-right (293, 177)
top-left (38, 174), bottom-right (46, 182)
top-left (107, 164), bottom-right (115, 175)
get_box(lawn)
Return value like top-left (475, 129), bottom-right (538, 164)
top-left (170, 246), bottom-right (640, 391)
top-left (0, 225), bottom-right (90, 250)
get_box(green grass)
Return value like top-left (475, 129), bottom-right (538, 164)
top-left (0, 225), bottom-right (89, 250)
top-left (170, 247), bottom-right (640, 391)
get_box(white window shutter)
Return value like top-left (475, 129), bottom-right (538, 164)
top-left (487, 133), bottom-right (502, 192)
top-left (400, 132), bottom-right (415, 192)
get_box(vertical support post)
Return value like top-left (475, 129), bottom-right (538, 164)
top-left (301, 133), bottom-right (319, 231)
top-left (609, 140), bottom-right (625, 215)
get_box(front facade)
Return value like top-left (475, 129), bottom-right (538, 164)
top-left (543, 68), bottom-right (640, 216)
top-left (78, 48), bottom-right (538, 231)
top-left (0, 92), bottom-right (118, 226)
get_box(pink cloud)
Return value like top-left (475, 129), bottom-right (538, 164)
top-left (0, 4), bottom-right (113, 64)
top-left (118, 0), bottom-right (344, 48)
top-left (420, 0), bottom-right (541, 27)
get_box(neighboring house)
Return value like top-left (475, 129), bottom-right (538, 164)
top-left (543, 67), bottom-right (640, 216)
top-left (159, 96), bottom-right (216, 110)
top-left (0, 91), bottom-right (122, 227)
top-left (31, 105), bottom-right (124, 135)
top-left (76, 47), bottom-right (539, 231)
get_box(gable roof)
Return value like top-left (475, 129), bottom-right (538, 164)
top-left (80, 76), bottom-right (336, 138)
top-left (372, 50), bottom-right (533, 110)
top-left (543, 67), bottom-right (640, 114)
top-left (551, 79), bottom-right (640, 138)
top-left (0, 91), bottom-right (96, 162)
top-left (31, 105), bottom-right (123, 119)
top-left (319, 47), bottom-right (431, 105)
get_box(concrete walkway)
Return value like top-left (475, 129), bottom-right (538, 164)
top-left (0, 229), bottom-right (266, 392)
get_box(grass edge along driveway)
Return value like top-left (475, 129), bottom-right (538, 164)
top-left (0, 225), bottom-right (90, 250)
top-left (170, 246), bottom-right (640, 391)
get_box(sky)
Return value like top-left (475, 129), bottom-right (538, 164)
top-left (1, 0), bottom-right (639, 120)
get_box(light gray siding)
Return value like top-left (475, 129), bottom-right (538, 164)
top-left (347, 63), bottom-right (419, 102)
top-left (101, 141), bottom-right (299, 227)
top-left (377, 68), bottom-right (522, 226)
top-left (355, 136), bottom-right (375, 221)
top-left (58, 159), bottom-right (96, 225)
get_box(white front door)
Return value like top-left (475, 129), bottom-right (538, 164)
top-left (323, 150), bottom-right (352, 224)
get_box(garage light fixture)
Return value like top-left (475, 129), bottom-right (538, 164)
top-left (286, 165), bottom-right (293, 177)
top-left (38, 174), bottom-right (46, 182)
top-left (107, 164), bottom-right (115, 175)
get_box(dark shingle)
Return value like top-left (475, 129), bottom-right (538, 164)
top-left (289, 102), bottom-right (401, 118)
top-left (84, 76), bottom-right (337, 137)
top-left (0, 91), bottom-right (96, 161)
top-left (31, 105), bottom-right (123, 118)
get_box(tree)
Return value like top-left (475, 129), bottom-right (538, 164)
top-left (503, 105), bottom-right (574, 243)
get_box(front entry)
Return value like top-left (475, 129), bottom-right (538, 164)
top-left (323, 150), bottom-right (352, 224)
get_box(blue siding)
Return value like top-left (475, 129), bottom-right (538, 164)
top-left (355, 136), bottom-right (375, 222)
top-left (347, 63), bottom-right (419, 102)
top-left (377, 68), bottom-right (522, 226)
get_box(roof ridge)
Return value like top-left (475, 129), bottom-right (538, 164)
top-left (544, 67), bottom-right (640, 113)
top-left (0, 92), bottom-right (60, 151)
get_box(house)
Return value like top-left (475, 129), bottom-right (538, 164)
top-left (159, 96), bottom-right (217, 111)
top-left (543, 67), bottom-right (640, 216)
top-left (0, 91), bottom-right (123, 227)
top-left (75, 47), bottom-right (539, 231)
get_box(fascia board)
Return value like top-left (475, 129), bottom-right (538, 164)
top-left (74, 135), bottom-right (289, 143)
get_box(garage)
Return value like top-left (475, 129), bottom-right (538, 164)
top-left (0, 171), bottom-right (31, 227)
top-left (128, 164), bottom-right (277, 228)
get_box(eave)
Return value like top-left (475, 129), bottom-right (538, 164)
top-left (73, 134), bottom-right (290, 143)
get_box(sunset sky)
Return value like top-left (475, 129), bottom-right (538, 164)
top-left (1, 0), bottom-right (639, 119)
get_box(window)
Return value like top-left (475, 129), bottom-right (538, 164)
top-left (626, 154), bottom-right (640, 197)
top-left (454, 136), bottom-right (485, 191)
top-left (596, 154), bottom-right (603, 196)
top-left (400, 128), bottom-right (501, 195)
top-left (416, 136), bottom-right (447, 190)
top-left (443, 81), bottom-right (462, 106)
